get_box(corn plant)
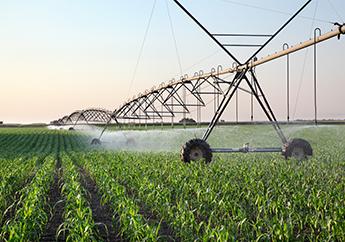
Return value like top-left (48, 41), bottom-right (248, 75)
top-left (0, 125), bottom-right (344, 241)
top-left (0, 157), bottom-right (38, 225)
top-left (58, 154), bottom-right (98, 242)
top-left (74, 153), bottom-right (160, 241)
top-left (85, 150), bottom-right (345, 241)
top-left (1, 156), bottom-right (55, 241)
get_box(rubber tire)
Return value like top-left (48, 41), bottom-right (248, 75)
top-left (181, 138), bottom-right (212, 163)
top-left (91, 138), bottom-right (101, 145)
top-left (69, 127), bottom-right (75, 131)
top-left (284, 138), bottom-right (313, 160)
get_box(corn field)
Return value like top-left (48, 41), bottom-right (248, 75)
top-left (0, 126), bottom-right (344, 241)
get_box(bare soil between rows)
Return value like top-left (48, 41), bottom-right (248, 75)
top-left (118, 176), bottom-right (177, 241)
top-left (79, 167), bottom-right (122, 242)
top-left (41, 158), bottom-right (65, 242)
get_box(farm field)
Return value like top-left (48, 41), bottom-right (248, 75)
top-left (0, 125), bottom-right (344, 241)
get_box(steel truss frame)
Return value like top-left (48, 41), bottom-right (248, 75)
top-left (99, 0), bottom-right (305, 152)
top-left (59, 116), bottom-right (71, 125)
top-left (56, 108), bottom-right (115, 126)
top-left (68, 111), bottom-right (84, 124)
top-left (90, 0), bottom-right (345, 158)
top-left (96, 72), bottom-right (247, 141)
top-left (203, 69), bottom-right (288, 154)
top-left (76, 109), bottom-right (113, 124)
top-left (115, 73), bottom-right (239, 120)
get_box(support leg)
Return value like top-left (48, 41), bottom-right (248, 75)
top-left (202, 71), bottom-right (247, 141)
top-left (244, 71), bottom-right (287, 144)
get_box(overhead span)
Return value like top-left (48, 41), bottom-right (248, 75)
top-left (112, 24), bottom-right (345, 122)
top-left (55, 108), bottom-right (114, 125)
top-left (78, 108), bottom-right (113, 124)
top-left (113, 68), bottom-right (238, 121)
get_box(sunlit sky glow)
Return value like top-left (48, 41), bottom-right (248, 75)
top-left (0, 0), bottom-right (344, 123)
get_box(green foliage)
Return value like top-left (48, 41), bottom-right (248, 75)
top-left (58, 155), bottom-right (98, 242)
top-left (0, 125), bottom-right (344, 241)
top-left (74, 153), bottom-right (160, 241)
top-left (79, 125), bottom-right (345, 242)
top-left (0, 157), bottom-right (38, 224)
top-left (1, 157), bottom-right (55, 241)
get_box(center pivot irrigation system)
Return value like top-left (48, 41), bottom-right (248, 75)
top-left (55, 109), bottom-right (113, 128)
top-left (57, 0), bottom-right (345, 162)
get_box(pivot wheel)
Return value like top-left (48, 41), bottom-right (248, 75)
top-left (283, 138), bottom-right (313, 160)
top-left (91, 138), bottom-right (101, 145)
top-left (69, 127), bottom-right (75, 131)
top-left (181, 138), bottom-right (212, 163)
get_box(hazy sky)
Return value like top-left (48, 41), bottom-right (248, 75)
top-left (0, 0), bottom-right (344, 123)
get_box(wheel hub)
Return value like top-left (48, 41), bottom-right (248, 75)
top-left (283, 138), bottom-right (313, 160)
top-left (181, 138), bottom-right (212, 163)
top-left (291, 147), bottom-right (305, 160)
top-left (190, 147), bottom-right (203, 160)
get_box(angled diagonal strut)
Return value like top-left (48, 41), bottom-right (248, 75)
top-left (175, 0), bottom-right (312, 145)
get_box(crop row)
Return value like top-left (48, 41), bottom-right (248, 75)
top-left (0, 131), bottom-right (67, 227)
top-left (73, 153), bottom-right (160, 241)
top-left (0, 157), bottom-right (39, 225)
top-left (0, 126), bottom-right (344, 241)
top-left (0, 131), bottom-right (48, 159)
top-left (85, 152), bottom-right (204, 240)
top-left (1, 156), bottom-right (55, 241)
top-left (83, 151), bottom-right (345, 241)
top-left (58, 154), bottom-right (98, 241)
top-left (0, 128), bottom-right (89, 160)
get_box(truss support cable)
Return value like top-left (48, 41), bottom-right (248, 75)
top-left (248, 70), bottom-right (287, 144)
top-left (218, 0), bottom-right (332, 24)
top-left (203, 71), bottom-right (247, 141)
top-left (97, 15), bottom-right (344, 142)
top-left (246, 0), bottom-right (312, 63)
top-left (127, 0), bottom-right (157, 97)
top-left (243, 74), bottom-right (287, 144)
top-left (293, 0), bottom-right (318, 120)
top-left (124, 24), bottom-right (345, 106)
top-left (172, 0), bottom-right (241, 65)
top-left (327, 0), bottom-right (344, 23)
top-left (165, 0), bottom-right (183, 76)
